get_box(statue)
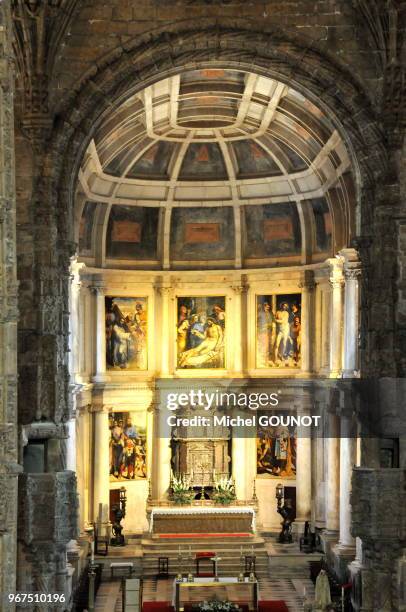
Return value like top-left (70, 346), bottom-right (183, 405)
top-left (110, 504), bottom-right (125, 546)
top-left (314, 569), bottom-right (332, 610)
top-left (277, 497), bottom-right (295, 543)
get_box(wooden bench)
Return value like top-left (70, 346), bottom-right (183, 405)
top-left (110, 561), bottom-right (134, 579)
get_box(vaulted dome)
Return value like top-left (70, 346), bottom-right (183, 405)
top-left (77, 69), bottom-right (355, 269)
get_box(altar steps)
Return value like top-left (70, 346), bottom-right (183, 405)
top-left (139, 535), bottom-right (270, 578)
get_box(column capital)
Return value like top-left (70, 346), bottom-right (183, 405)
top-left (231, 284), bottom-right (248, 294)
top-left (155, 285), bottom-right (172, 296)
top-left (89, 285), bottom-right (105, 296)
top-left (299, 269), bottom-right (316, 291)
top-left (90, 404), bottom-right (111, 414)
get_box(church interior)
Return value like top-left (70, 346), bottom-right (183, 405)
top-left (0, 1), bottom-right (405, 611)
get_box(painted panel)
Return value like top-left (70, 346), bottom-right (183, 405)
top-left (106, 206), bottom-right (159, 260)
top-left (257, 412), bottom-right (297, 478)
top-left (256, 294), bottom-right (302, 368)
top-left (244, 203), bottom-right (301, 258)
top-left (109, 411), bottom-right (147, 481)
top-left (177, 296), bottom-right (226, 369)
top-left (105, 297), bottom-right (148, 370)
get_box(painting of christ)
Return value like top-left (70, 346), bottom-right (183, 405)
top-left (177, 296), bottom-right (225, 369)
top-left (256, 293), bottom-right (301, 368)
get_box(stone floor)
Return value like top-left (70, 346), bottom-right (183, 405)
top-left (95, 575), bottom-right (315, 612)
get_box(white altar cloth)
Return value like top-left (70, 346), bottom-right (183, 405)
top-left (149, 506), bottom-right (256, 533)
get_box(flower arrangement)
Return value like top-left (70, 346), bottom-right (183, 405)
top-left (212, 476), bottom-right (236, 505)
top-left (198, 601), bottom-right (239, 612)
top-left (171, 471), bottom-right (194, 505)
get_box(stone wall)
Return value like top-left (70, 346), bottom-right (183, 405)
top-left (0, 1), bottom-right (19, 609)
top-left (7, 0), bottom-right (406, 601)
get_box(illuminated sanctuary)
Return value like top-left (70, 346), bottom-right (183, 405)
top-left (0, 2), bottom-right (405, 612)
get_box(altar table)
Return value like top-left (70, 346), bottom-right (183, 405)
top-left (173, 577), bottom-right (259, 612)
top-left (149, 507), bottom-right (256, 534)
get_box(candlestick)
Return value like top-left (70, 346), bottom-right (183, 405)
top-left (91, 540), bottom-right (95, 565)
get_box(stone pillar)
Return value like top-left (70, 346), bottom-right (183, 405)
top-left (93, 408), bottom-right (110, 522)
top-left (336, 429), bottom-right (356, 554)
top-left (325, 414), bottom-right (340, 536)
top-left (152, 406), bottom-right (172, 501)
top-left (295, 408), bottom-right (312, 523)
top-left (66, 417), bottom-right (77, 473)
top-left (340, 249), bottom-right (361, 377)
top-left (300, 270), bottom-right (315, 372)
top-left (92, 286), bottom-right (106, 382)
top-left (231, 285), bottom-right (244, 374)
top-left (328, 259), bottom-right (344, 377)
top-left (157, 286), bottom-right (172, 376)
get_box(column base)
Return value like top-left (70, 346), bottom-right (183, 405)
top-left (333, 543), bottom-right (356, 561)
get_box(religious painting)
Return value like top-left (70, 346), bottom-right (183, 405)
top-left (179, 143), bottom-right (227, 180)
top-left (177, 296), bottom-right (225, 369)
top-left (244, 203), bottom-right (301, 259)
top-left (257, 412), bottom-right (297, 478)
top-left (109, 411), bottom-right (147, 481)
top-left (105, 297), bottom-right (148, 370)
top-left (256, 294), bottom-right (301, 368)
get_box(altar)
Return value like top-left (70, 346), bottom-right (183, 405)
top-left (173, 577), bottom-right (259, 612)
top-left (149, 507), bottom-right (256, 534)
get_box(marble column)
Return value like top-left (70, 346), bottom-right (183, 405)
top-left (325, 414), bottom-right (340, 535)
top-left (337, 429), bottom-right (356, 554)
top-left (93, 408), bottom-right (110, 522)
top-left (295, 410), bottom-right (312, 523)
top-left (92, 286), bottom-right (106, 382)
top-left (328, 260), bottom-right (344, 377)
top-left (340, 248), bottom-right (361, 377)
top-left (300, 270), bottom-right (315, 372)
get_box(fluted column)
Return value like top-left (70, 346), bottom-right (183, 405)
top-left (340, 248), bottom-right (361, 377)
top-left (328, 260), bottom-right (344, 377)
top-left (325, 414), bottom-right (340, 536)
top-left (300, 270), bottom-right (315, 372)
top-left (92, 286), bottom-right (106, 382)
top-left (93, 407), bottom-right (110, 522)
